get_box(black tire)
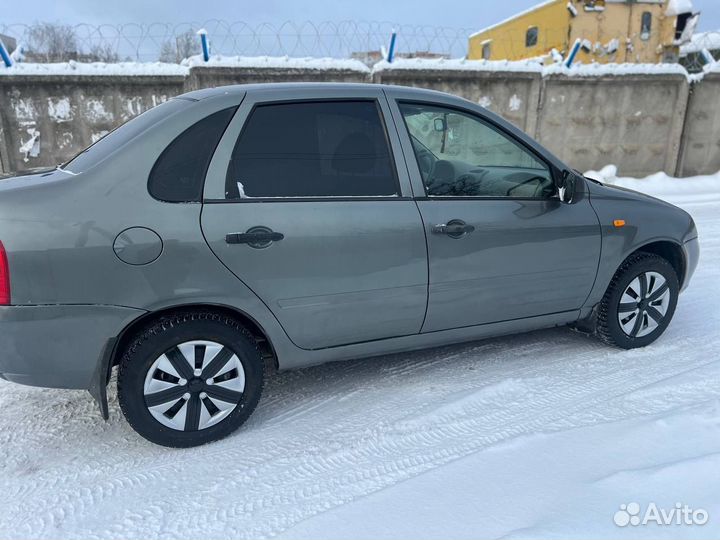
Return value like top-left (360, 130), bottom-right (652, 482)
top-left (117, 310), bottom-right (264, 447)
top-left (597, 252), bottom-right (679, 349)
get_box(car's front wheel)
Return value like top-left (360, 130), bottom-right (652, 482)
top-left (117, 311), bottom-right (264, 447)
top-left (597, 252), bottom-right (679, 349)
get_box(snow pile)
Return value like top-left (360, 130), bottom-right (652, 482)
top-left (681, 30), bottom-right (720, 55)
top-left (373, 57), bottom-right (543, 73)
top-left (0, 55), bottom-right (372, 77)
top-left (688, 61), bottom-right (720, 83)
top-left (585, 164), bottom-right (720, 203)
top-left (0, 61), bottom-right (188, 77)
top-left (543, 61), bottom-right (690, 79)
top-left (9, 44), bottom-right (25, 63)
top-left (707, 62), bottom-right (720, 74)
top-left (0, 56), bottom-right (697, 80)
top-left (666, 0), bottom-right (694, 16)
top-left (182, 54), bottom-right (371, 72)
top-left (373, 57), bottom-right (691, 80)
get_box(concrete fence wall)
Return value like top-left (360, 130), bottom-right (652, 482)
top-left (0, 62), bottom-right (718, 178)
top-left (536, 73), bottom-right (689, 177)
top-left (0, 74), bottom-right (185, 173)
top-left (677, 71), bottom-right (720, 177)
top-left (373, 68), bottom-right (542, 137)
top-left (185, 66), bottom-right (369, 91)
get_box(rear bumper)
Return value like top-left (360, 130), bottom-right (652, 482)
top-left (682, 237), bottom-right (700, 292)
top-left (0, 304), bottom-right (144, 389)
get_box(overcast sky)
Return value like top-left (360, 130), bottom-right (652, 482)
top-left (4, 0), bottom-right (719, 31)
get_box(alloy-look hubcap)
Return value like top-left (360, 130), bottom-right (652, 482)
top-left (617, 271), bottom-right (671, 338)
top-left (143, 340), bottom-right (245, 431)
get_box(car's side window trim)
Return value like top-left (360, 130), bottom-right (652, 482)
top-left (218, 98), bottom-right (404, 202)
top-left (204, 196), bottom-right (414, 203)
top-left (396, 99), bottom-right (560, 201)
top-left (411, 196), bottom-right (557, 202)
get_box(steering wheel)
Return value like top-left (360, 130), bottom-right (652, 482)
top-left (410, 137), bottom-right (435, 179)
top-left (413, 148), bottom-right (433, 177)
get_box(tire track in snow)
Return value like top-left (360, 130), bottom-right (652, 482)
top-left (4, 331), bottom-right (719, 539)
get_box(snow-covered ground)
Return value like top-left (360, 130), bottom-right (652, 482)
top-left (0, 170), bottom-right (719, 539)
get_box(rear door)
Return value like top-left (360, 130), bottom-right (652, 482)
top-left (387, 92), bottom-right (601, 332)
top-left (201, 87), bottom-right (428, 350)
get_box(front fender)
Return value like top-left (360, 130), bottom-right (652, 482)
top-left (583, 180), bottom-right (695, 308)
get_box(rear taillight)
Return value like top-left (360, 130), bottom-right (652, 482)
top-left (0, 241), bottom-right (10, 305)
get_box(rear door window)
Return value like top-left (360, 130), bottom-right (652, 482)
top-left (225, 101), bottom-right (398, 199)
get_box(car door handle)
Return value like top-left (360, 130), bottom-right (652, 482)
top-left (432, 220), bottom-right (475, 237)
top-left (225, 228), bottom-right (284, 246)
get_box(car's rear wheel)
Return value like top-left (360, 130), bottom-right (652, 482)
top-left (597, 252), bottom-right (679, 349)
top-left (117, 311), bottom-right (264, 447)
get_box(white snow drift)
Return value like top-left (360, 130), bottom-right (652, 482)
top-left (0, 55), bottom-right (708, 81)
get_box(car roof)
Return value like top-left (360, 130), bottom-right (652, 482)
top-left (178, 82), bottom-right (453, 102)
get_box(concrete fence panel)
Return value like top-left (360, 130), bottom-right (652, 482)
top-left (185, 58), bottom-right (371, 91)
top-left (0, 72), bottom-right (185, 173)
top-left (372, 60), bottom-right (542, 134)
top-left (677, 71), bottom-right (720, 177)
top-left (536, 72), bottom-right (690, 177)
top-left (1, 60), bottom-right (717, 179)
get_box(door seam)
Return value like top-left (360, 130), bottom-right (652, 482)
top-left (582, 187), bottom-right (605, 310)
top-left (381, 88), bottom-right (431, 332)
top-left (414, 199), bottom-right (432, 333)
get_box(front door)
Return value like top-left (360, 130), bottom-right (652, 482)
top-left (201, 88), bottom-right (428, 350)
top-left (390, 98), bottom-right (601, 332)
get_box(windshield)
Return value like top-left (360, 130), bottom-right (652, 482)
top-left (62, 99), bottom-right (188, 174)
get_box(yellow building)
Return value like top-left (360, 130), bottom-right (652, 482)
top-left (468, 0), bottom-right (699, 64)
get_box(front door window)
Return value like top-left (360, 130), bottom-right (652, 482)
top-left (399, 103), bottom-right (555, 199)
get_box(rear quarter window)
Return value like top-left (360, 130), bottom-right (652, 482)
top-left (148, 107), bottom-right (237, 202)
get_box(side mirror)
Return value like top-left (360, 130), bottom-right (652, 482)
top-left (433, 117), bottom-right (447, 132)
top-left (557, 170), bottom-right (577, 203)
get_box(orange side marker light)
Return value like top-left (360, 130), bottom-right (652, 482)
top-left (613, 219), bottom-right (626, 228)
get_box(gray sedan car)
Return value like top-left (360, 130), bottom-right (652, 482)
top-left (0, 83), bottom-right (699, 446)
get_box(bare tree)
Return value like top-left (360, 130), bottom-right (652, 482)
top-left (158, 40), bottom-right (176, 63)
top-left (159, 30), bottom-right (198, 63)
top-left (25, 23), bottom-right (79, 62)
top-left (88, 43), bottom-right (119, 63)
